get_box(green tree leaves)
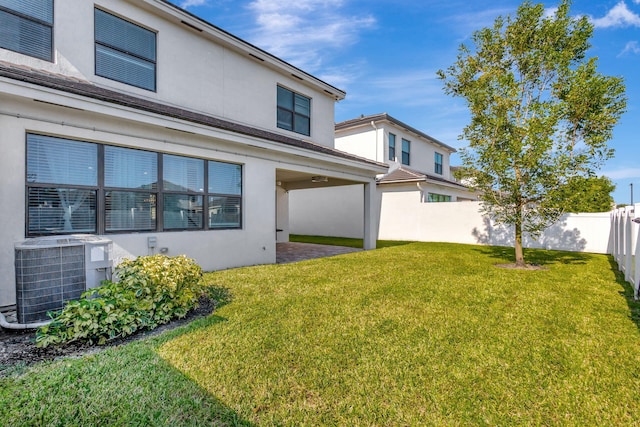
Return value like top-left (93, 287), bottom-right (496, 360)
top-left (438, 0), bottom-right (626, 266)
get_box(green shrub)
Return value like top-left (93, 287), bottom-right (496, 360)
top-left (36, 254), bottom-right (204, 347)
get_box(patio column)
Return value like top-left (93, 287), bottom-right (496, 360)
top-left (363, 181), bottom-right (377, 250)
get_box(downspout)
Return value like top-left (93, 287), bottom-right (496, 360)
top-left (370, 121), bottom-right (380, 163)
top-left (417, 182), bottom-right (427, 203)
top-left (0, 310), bottom-right (51, 330)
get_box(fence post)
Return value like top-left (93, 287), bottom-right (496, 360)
top-left (625, 208), bottom-right (633, 282)
top-left (611, 210), bottom-right (618, 259)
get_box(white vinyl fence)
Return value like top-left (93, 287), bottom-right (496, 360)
top-left (290, 186), bottom-right (613, 253)
top-left (610, 205), bottom-right (640, 297)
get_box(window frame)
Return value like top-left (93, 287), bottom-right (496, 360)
top-left (25, 133), bottom-right (243, 237)
top-left (435, 152), bottom-right (443, 175)
top-left (0, 0), bottom-right (54, 61)
top-left (427, 193), bottom-right (452, 203)
top-left (277, 85), bottom-right (311, 136)
top-left (401, 138), bottom-right (411, 166)
top-left (103, 145), bottom-right (159, 233)
top-left (94, 7), bottom-right (157, 91)
top-left (388, 133), bottom-right (396, 161)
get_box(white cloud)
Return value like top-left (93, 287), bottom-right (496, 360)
top-left (591, 1), bottom-right (640, 28)
top-left (179, 0), bottom-right (207, 8)
top-left (246, 0), bottom-right (375, 73)
top-left (543, 7), bottom-right (558, 19)
top-left (619, 40), bottom-right (640, 55)
top-left (445, 7), bottom-right (513, 37)
top-left (603, 167), bottom-right (640, 180)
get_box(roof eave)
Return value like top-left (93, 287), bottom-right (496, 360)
top-left (146, 0), bottom-right (346, 100)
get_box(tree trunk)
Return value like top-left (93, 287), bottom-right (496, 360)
top-left (514, 218), bottom-right (525, 267)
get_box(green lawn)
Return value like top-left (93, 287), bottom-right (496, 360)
top-left (289, 234), bottom-right (365, 248)
top-left (2, 242), bottom-right (640, 426)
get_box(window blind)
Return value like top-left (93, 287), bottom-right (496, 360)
top-left (0, 0), bottom-right (53, 61)
top-left (163, 154), bottom-right (204, 193)
top-left (95, 8), bottom-right (156, 91)
top-left (27, 134), bottom-right (97, 186)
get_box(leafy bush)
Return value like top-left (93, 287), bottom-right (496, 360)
top-left (36, 255), bottom-right (204, 347)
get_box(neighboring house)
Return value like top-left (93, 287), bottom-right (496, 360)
top-left (334, 113), bottom-right (476, 202)
top-left (289, 113), bottom-right (476, 239)
top-left (0, 0), bottom-right (387, 310)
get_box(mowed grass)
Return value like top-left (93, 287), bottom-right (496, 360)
top-left (3, 242), bottom-right (640, 426)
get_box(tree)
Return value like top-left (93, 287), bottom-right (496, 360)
top-left (438, 0), bottom-right (626, 267)
top-left (553, 175), bottom-right (615, 213)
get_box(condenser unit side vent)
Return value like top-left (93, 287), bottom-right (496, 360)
top-left (14, 235), bottom-right (112, 324)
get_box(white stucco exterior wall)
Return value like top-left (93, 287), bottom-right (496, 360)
top-left (335, 127), bottom-right (382, 163)
top-left (290, 185), bottom-right (366, 238)
top-left (290, 185), bottom-right (612, 254)
top-left (0, 0), bottom-right (393, 308)
top-left (0, 91), bottom-right (382, 307)
top-left (0, 0), bottom-right (340, 148)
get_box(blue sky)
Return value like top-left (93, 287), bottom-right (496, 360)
top-left (172, 0), bottom-right (640, 204)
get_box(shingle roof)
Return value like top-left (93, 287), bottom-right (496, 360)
top-left (0, 61), bottom-right (386, 170)
top-left (335, 113), bottom-right (457, 153)
top-left (377, 165), bottom-right (468, 189)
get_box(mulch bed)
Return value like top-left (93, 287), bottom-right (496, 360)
top-left (0, 297), bottom-right (216, 374)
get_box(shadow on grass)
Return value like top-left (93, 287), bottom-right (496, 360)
top-left (143, 314), bottom-right (257, 426)
top-left (608, 257), bottom-right (640, 333)
top-left (474, 245), bottom-right (594, 266)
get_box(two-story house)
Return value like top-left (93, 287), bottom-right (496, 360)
top-left (334, 113), bottom-right (475, 202)
top-left (0, 0), bottom-right (387, 315)
top-left (289, 113), bottom-right (475, 239)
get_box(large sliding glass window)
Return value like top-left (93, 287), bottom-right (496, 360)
top-left (25, 134), bottom-right (243, 236)
top-left (277, 86), bottom-right (311, 136)
top-left (0, 0), bottom-right (54, 61)
top-left (26, 134), bottom-right (98, 235)
top-left (95, 8), bottom-right (156, 91)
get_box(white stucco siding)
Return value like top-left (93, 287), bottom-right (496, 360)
top-left (0, 88), bottom-right (384, 307)
top-left (0, 0), bottom-right (339, 148)
top-left (335, 122), bottom-right (455, 180)
top-left (382, 125), bottom-right (452, 179)
top-left (290, 185), bottom-right (366, 238)
top-left (289, 183), bottom-right (611, 254)
top-left (335, 127), bottom-right (381, 162)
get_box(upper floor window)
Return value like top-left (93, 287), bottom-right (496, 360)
top-left (401, 138), bottom-right (410, 165)
top-left (0, 0), bottom-right (53, 61)
top-left (95, 8), bottom-right (156, 91)
top-left (277, 86), bottom-right (310, 136)
top-left (388, 133), bottom-right (396, 161)
top-left (435, 152), bottom-right (443, 175)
